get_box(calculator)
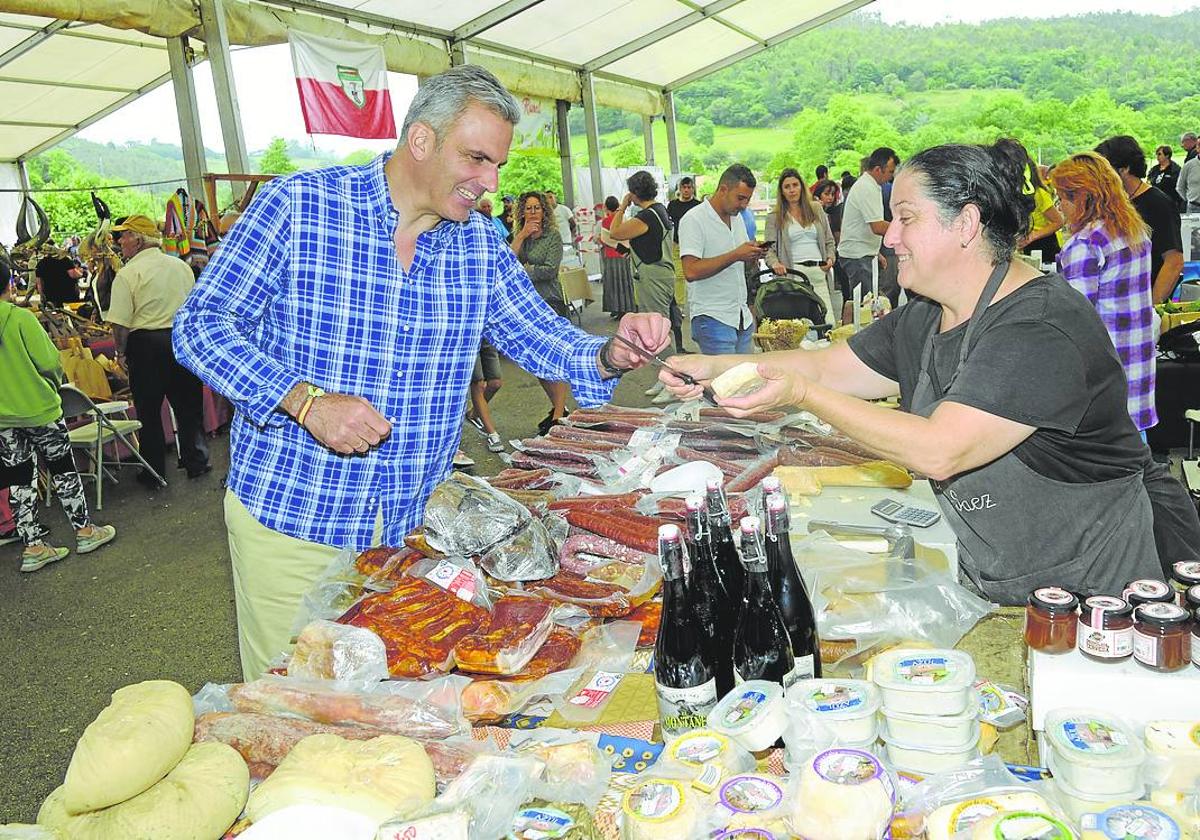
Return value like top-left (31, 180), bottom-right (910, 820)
top-left (870, 498), bottom-right (941, 528)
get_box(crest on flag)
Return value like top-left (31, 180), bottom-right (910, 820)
top-left (337, 65), bottom-right (366, 109)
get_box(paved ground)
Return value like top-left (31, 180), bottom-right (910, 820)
top-left (0, 292), bottom-right (679, 823)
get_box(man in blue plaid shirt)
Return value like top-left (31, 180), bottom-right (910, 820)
top-left (174, 66), bottom-right (670, 678)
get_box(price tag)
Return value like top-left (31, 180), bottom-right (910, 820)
top-left (567, 670), bottom-right (623, 708)
top-left (423, 559), bottom-right (478, 603)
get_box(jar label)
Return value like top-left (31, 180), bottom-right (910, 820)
top-left (1140, 602), bottom-right (1188, 620)
top-left (813, 749), bottom-right (883, 787)
top-left (1061, 719), bottom-right (1128, 755)
top-left (806, 684), bottom-right (865, 714)
top-left (1173, 560), bottom-right (1200, 580)
top-left (671, 732), bottom-right (727, 765)
top-left (1133, 629), bottom-right (1160, 666)
top-left (656, 679), bottom-right (718, 739)
top-left (1125, 579), bottom-right (1172, 599)
top-left (1033, 586), bottom-right (1075, 605)
top-left (624, 780), bottom-right (684, 821)
top-left (993, 812), bottom-right (1073, 839)
top-left (1081, 804), bottom-right (1181, 839)
top-left (1079, 625), bottom-right (1133, 658)
top-left (895, 655), bottom-right (953, 684)
top-left (719, 776), bottom-right (783, 814)
top-left (722, 690), bottom-right (767, 726)
top-left (511, 807), bottom-right (575, 839)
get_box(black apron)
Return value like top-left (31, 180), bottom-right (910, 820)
top-left (909, 262), bottom-right (1160, 604)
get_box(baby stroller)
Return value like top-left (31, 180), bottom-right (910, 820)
top-left (754, 266), bottom-right (827, 325)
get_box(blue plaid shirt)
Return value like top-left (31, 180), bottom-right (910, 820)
top-left (174, 154), bottom-right (612, 549)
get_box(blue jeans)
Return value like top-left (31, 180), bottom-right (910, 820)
top-left (691, 314), bottom-right (754, 355)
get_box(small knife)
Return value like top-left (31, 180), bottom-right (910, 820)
top-left (610, 333), bottom-right (718, 404)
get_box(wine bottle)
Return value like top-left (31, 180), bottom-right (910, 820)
top-left (733, 516), bottom-right (796, 689)
top-left (683, 494), bottom-right (736, 697)
top-left (764, 491), bottom-right (822, 680)
top-left (705, 477), bottom-right (744, 603)
top-left (654, 523), bottom-right (719, 738)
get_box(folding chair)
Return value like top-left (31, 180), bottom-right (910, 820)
top-left (58, 384), bottom-right (166, 509)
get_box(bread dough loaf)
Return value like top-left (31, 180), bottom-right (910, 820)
top-left (60, 680), bottom-right (194, 814)
top-left (712, 363), bottom-right (767, 398)
top-left (247, 734), bottom-right (434, 824)
top-left (38, 742), bottom-right (248, 840)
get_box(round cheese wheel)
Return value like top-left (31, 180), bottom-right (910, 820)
top-left (38, 742), bottom-right (249, 840)
top-left (788, 749), bottom-right (894, 840)
top-left (60, 680), bottom-right (193, 814)
top-left (621, 778), bottom-right (698, 840)
top-left (970, 810), bottom-right (1075, 839)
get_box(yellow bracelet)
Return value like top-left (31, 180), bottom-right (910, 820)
top-left (296, 384), bottom-right (325, 426)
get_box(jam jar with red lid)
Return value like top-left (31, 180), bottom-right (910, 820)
top-left (1024, 587), bottom-right (1079, 654)
top-left (1123, 578), bottom-right (1175, 608)
top-left (1132, 602), bottom-right (1192, 673)
top-left (1077, 596), bottom-right (1134, 661)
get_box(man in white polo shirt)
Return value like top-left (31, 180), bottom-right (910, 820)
top-left (546, 189), bottom-right (577, 252)
top-left (678, 164), bottom-right (769, 354)
top-left (836, 147), bottom-right (898, 321)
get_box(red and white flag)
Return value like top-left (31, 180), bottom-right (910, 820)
top-left (288, 31), bottom-right (396, 139)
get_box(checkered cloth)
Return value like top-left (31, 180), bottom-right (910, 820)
top-left (174, 154), bottom-right (612, 549)
top-left (1057, 221), bottom-right (1157, 431)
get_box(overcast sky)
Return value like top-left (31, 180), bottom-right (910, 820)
top-left (78, 0), bottom-right (1200, 158)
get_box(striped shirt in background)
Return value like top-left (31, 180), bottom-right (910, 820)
top-left (174, 154), bottom-right (612, 550)
top-left (1056, 220), bottom-right (1156, 431)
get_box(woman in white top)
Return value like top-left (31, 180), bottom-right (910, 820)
top-left (765, 168), bottom-right (837, 323)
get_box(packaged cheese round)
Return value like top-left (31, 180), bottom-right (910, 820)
top-left (881, 731), bottom-right (980, 775)
top-left (882, 704), bottom-right (977, 747)
top-left (620, 778), bottom-right (699, 840)
top-left (60, 680), bottom-right (194, 814)
top-left (658, 729), bottom-right (755, 790)
top-left (1044, 709), bottom-right (1145, 795)
top-left (871, 648), bottom-right (976, 716)
top-left (1048, 769), bottom-right (1143, 823)
top-left (788, 748), bottom-right (895, 840)
top-left (786, 678), bottom-right (881, 743)
top-left (970, 810), bottom-right (1076, 839)
top-left (923, 791), bottom-right (1055, 840)
top-left (1079, 803), bottom-right (1181, 839)
top-left (707, 681), bottom-right (788, 752)
top-left (711, 773), bottom-right (789, 832)
top-left (1143, 720), bottom-right (1200, 791)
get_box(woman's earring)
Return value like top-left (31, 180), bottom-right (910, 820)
top-left (960, 241), bottom-right (968, 248)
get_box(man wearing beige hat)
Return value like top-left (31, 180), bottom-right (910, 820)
top-left (106, 215), bottom-right (211, 487)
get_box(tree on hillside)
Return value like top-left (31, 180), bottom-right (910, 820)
top-left (341, 150), bottom-right (375, 166)
top-left (690, 118), bottom-right (715, 148)
top-left (28, 149), bottom-right (166, 238)
top-left (259, 137), bottom-right (297, 175)
top-left (610, 139), bottom-right (644, 168)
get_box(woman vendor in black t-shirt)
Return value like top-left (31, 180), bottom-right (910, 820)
top-left (659, 141), bottom-right (1166, 604)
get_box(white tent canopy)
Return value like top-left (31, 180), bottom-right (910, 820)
top-left (0, 0), bottom-right (873, 163)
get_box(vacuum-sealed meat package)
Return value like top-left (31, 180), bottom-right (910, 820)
top-left (453, 597), bottom-right (554, 676)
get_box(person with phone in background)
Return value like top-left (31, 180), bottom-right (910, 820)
top-left (677, 164), bottom-right (769, 354)
top-left (764, 168), bottom-right (838, 324)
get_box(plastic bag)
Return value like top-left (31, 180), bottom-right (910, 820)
top-left (480, 516), bottom-right (559, 582)
top-left (424, 472), bottom-right (529, 556)
top-left (549, 621), bottom-right (642, 724)
top-left (225, 674), bottom-right (469, 740)
top-left (287, 620), bottom-right (389, 687)
top-left (403, 555), bottom-right (494, 610)
top-left (508, 729), bottom-right (613, 809)
top-left (452, 596), bottom-right (555, 676)
top-left (379, 753), bottom-right (543, 840)
top-left (289, 549), bottom-right (384, 636)
top-left (793, 533), bottom-right (995, 674)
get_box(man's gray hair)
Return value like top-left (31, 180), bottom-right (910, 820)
top-left (1183, 132), bottom-right (1198, 142)
top-left (400, 64), bottom-right (521, 143)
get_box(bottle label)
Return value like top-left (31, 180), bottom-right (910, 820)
top-left (423, 559), bottom-right (477, 602)
top-left (1079, 625), bottom-right (1134, 658)
top-left (1132, 629), bottom-right (1160, 666)
top-left (805, 684), bottom-right (864, 714)
top-left (718, 775), bottom-right (784, 814)
top-left (656, 678), bottom-right (718, 738)
top-left (670, 731), bottom-right (728, 765)
top-left (623, 780), bottom-right (685, 822)
top-left (510, 807), bottom-right (575, 839)
top-left (1061, 719), bottom-right (1128, 755)
top-left (894, 655), bottom-right (953, 685)
top-left (567, 670), bottom-right (622, 709)
top-left (791, 654), bottom-right (816, 683)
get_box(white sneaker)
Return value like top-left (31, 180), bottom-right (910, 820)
top-left (486, 433), bottom-right (505, 453)
top-left (452, 450), bottom-right (475, 469)
top-left (644, 380), bottom-right (665, 397)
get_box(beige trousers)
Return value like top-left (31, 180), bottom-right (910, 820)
top-left (224, 489), bottom-right (380, 679)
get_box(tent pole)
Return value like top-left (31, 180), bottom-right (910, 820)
top-left (166, 36), bottom-right (207, 205)
top-left (199, 0), bottom-right (249, 201)
top-left (643, 115), bottom-right (655, 166)
top-left (579, 72), bottom-right (603, 211)
top-left (664, 90), bottom-right (680, 177)
top-left (555, 99), bottom-right (574, 208)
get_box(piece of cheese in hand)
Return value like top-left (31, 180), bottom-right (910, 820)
top-left (38, 742), bottom-right (249, 840)
top-left (60, 680), bottom-right (194, 814)
top-left (711, 362), bottom-right (767, 399)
